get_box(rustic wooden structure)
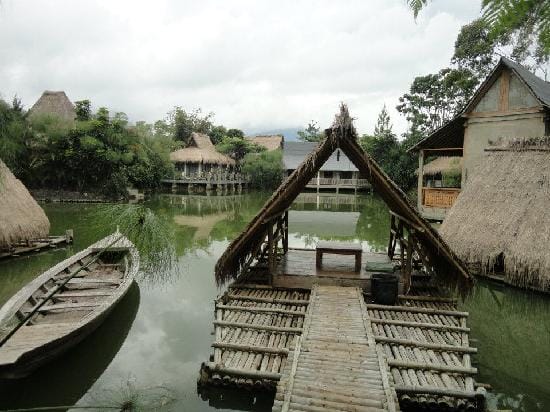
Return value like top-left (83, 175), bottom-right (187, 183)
top-left (28, 91), bottom-right (76, 123)
top-left (200, 105), bottom-right (483, 411)
top-left (0, 230), bottom-right (74, 260)
top-left (411, 57), bottom-right (550, 221)
top-left (315, 241), bottom-right (362, 272)
top-left (0, 233), bottom-right (139, 378)
top-left (165, 133), bottom-right (247, 193)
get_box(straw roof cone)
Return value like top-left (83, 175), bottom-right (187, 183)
top-left (170, 132), bottom-right (235, 165)
top-left (29, 91), bottom-right (76, 122)
top-left (245, 135), bottom-right (284, 151)
top-left (0, 160), bottom-right (50, 249)
top-left (440, 137), bottom-right (550, 290)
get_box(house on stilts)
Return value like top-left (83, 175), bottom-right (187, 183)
top-left (440, 138), bottom-right (550, 292)
top-left (163, 132), bottom-right (248, 193)
top-left (0, 159), bottom-right (72, 259)
top-left (411, 57), bottom-right (550, 221)
top-left (199, 105), bottom-right (487, 412)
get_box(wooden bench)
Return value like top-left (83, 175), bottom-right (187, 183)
top-left (315, 241), bottom-right (362, 272)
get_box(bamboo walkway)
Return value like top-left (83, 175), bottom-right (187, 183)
top-left (273, 285), bottom-right (400, 412)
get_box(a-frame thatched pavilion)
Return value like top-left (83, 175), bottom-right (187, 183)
top-left (201, 106), bottom-right (484, 411)
top-left (215, 105), bottom-right (473, 294)
top-left (0, 159), bottom-right (50, 251)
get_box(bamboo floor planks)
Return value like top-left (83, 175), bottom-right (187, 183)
top-left (273, 285), bottom-right (400, 412)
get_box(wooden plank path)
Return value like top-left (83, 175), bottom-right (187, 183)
top-left (273, 285), bottom-right (400, 412)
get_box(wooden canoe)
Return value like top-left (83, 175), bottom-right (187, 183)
top-left (0, 232), bottom-right (139, 378)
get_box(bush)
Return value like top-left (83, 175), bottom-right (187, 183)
top-left (241, 150), bottom-right (283, 189)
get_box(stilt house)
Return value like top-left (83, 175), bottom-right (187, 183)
top-left (411, 57), bottom-right (550, 220)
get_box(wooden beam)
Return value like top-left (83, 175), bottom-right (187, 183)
top-left (370, 318), bottom-right (470, 332)
top-left (204, 362), bottom-right (282, 380)
top-left (213, 320), bottom-right (303, 333)
top-left (226, 294), bottom-right (309, 306)
top-left (394, 385), bottom-right (477, 399)
top-left (389, 211), bottom-right (425, 233)
top-left (211, 341), bottom-right (290, 355)
top-left (374, 336), bottom-right (477, 353)
top-left (388, 359), bottom-right (477, 375)
top-left (216, 304), bottom-right (306, 316)
top-left (366, 303), bottom-right (468, 317)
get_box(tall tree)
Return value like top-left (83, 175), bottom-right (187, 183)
top-left (297, 121), bottom-right (324, 142)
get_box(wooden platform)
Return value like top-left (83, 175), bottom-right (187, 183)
top-left (273, 285), bottom-right (400, 412)
top-left (199, 285), bottom-right (311, 389)
top-left (0, 231), bottom-right (73, 260)
top-left (273, 248), bottom-right (397, 290)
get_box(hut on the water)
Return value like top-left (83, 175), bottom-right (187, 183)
top-left (200, 106), bottom-right (485, 412)
top-left (440, 138), bottom-right (550, 291)
top-left (28, 91), bottom-right (76, 122)
top-left (170, 132), bottom-right (236, 178)
top-left (0, 159), bottom-right (50, 250)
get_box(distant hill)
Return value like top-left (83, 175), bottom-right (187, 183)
top-left (245, 127), bottom-right (301, 141)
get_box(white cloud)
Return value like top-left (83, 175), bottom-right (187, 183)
top-left (0, 0), bottom-right (481, 136)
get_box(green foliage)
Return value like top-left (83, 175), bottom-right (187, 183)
top-left (169, 107), bottom-right (214, 145)
top-left (241, 149), bottom-right (283, 189)
top-left (482, 0), bottom-right (550, 59)
top-left (406, 0), bottom-right (428, 19)
top-left (297, 120), bottom-right (324, 142)
top-left (217, 135), bottom-right (264, 162)
top-left (0, 98), bottom-right (31, 176)
top-left (75, 99), bottom-right (92, 121)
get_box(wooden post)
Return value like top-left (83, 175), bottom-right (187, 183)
top-left (417, 150), bottom-right (425, 211)
top-left (387, 214), bottom-right (395, 259)
top-left (267, 224), bottom-right (274, 285)
top-left (404, 228), bottom-right (414, 293)
top-left (283, 211), bottom-right (289, 253)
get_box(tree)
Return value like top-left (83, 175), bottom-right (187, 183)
top-left (217, 136), bottom-right (264, 162)
top-left (169, 107), bottom-right (214, 145)
top-left (241, 150), bottom-right (283, 189)
top-left (297, 120), bottom-right (324, 142)
top-left (75, 100), bottom-right (92, 121)
top-left (407, 0), bottom-right (550, 64)
top-left (396, 68), bottom-right (477, 138)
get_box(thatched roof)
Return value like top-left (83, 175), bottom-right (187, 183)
top-left (410, 57), bottom-right (550, 152)
top-left (29, 91), bottom-right (76, 122)
top-left (440, 137), bottom-right (550, 290)
top-left (170, 132), bottom-right (235, 166)
top-left (246, 135), bottom-right (283, 151)
top-left (419, 156), bottom-right (462, 176)
top-left (215, 105), bottom-right (473, 293)
top-left (0, 159), bottom-right (50, 249)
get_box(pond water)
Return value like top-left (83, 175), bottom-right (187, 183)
top-left (0, 192), bottom-right (548, 412)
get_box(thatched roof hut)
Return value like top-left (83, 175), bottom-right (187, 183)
top-left (245, 135), bottom-right (284, 151)
top-left (29, 91), bottom-right (76, 122)
top-left (440, 138), bottom-right (550, 290)
top-left (170, 133), bottom-right (235, 166)
top-left (0, 159), bottom-right (50, 249)
top-left (215, 104), bottom-right (473, 293)
top-left (420, 156), bottom-right (462, 176)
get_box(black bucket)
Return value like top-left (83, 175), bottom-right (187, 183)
top-left (371, 273), bottom-right (398, 305)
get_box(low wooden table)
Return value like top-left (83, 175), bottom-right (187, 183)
top-left (316, 241), bottom-right (362, 272)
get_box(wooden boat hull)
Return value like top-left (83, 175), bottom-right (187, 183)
top-left (0, 233), bottom-right (139, 379)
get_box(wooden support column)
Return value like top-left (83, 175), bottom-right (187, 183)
top-left (267, 224), bottom-right (274, 285)
top-left (387, 214), bottom-right (395, 259)
top-left (417, 149), bottom-right (424, 211)
top-left (283, 210), bottom-right (289, 253)
top-left (404, 228), bottom-right (414, 293)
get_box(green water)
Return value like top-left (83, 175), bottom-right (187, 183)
top-left (0, 192), bottom-right (548, 411)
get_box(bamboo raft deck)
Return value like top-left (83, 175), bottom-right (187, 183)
top-left (0, 230), bottom-right (73, 260)
top-left (273, 285), bottom-right (400, 412)
top-left (199, 285), bottom-right (311, 389)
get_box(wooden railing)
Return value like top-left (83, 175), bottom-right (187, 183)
top-left (306, 178), bottom-right (369, 187)
top-left (422, 187), bottom-right (460, 209)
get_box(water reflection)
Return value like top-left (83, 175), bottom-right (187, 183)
top-left (0, 282), bottom-right (140, 410)
top-left (0, 193), bottom-right (548, 412)
top-left (461, 280), bottom-right (550, 412)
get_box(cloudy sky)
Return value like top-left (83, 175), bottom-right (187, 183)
top-left (0, 0), bottom-right (481, 136)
